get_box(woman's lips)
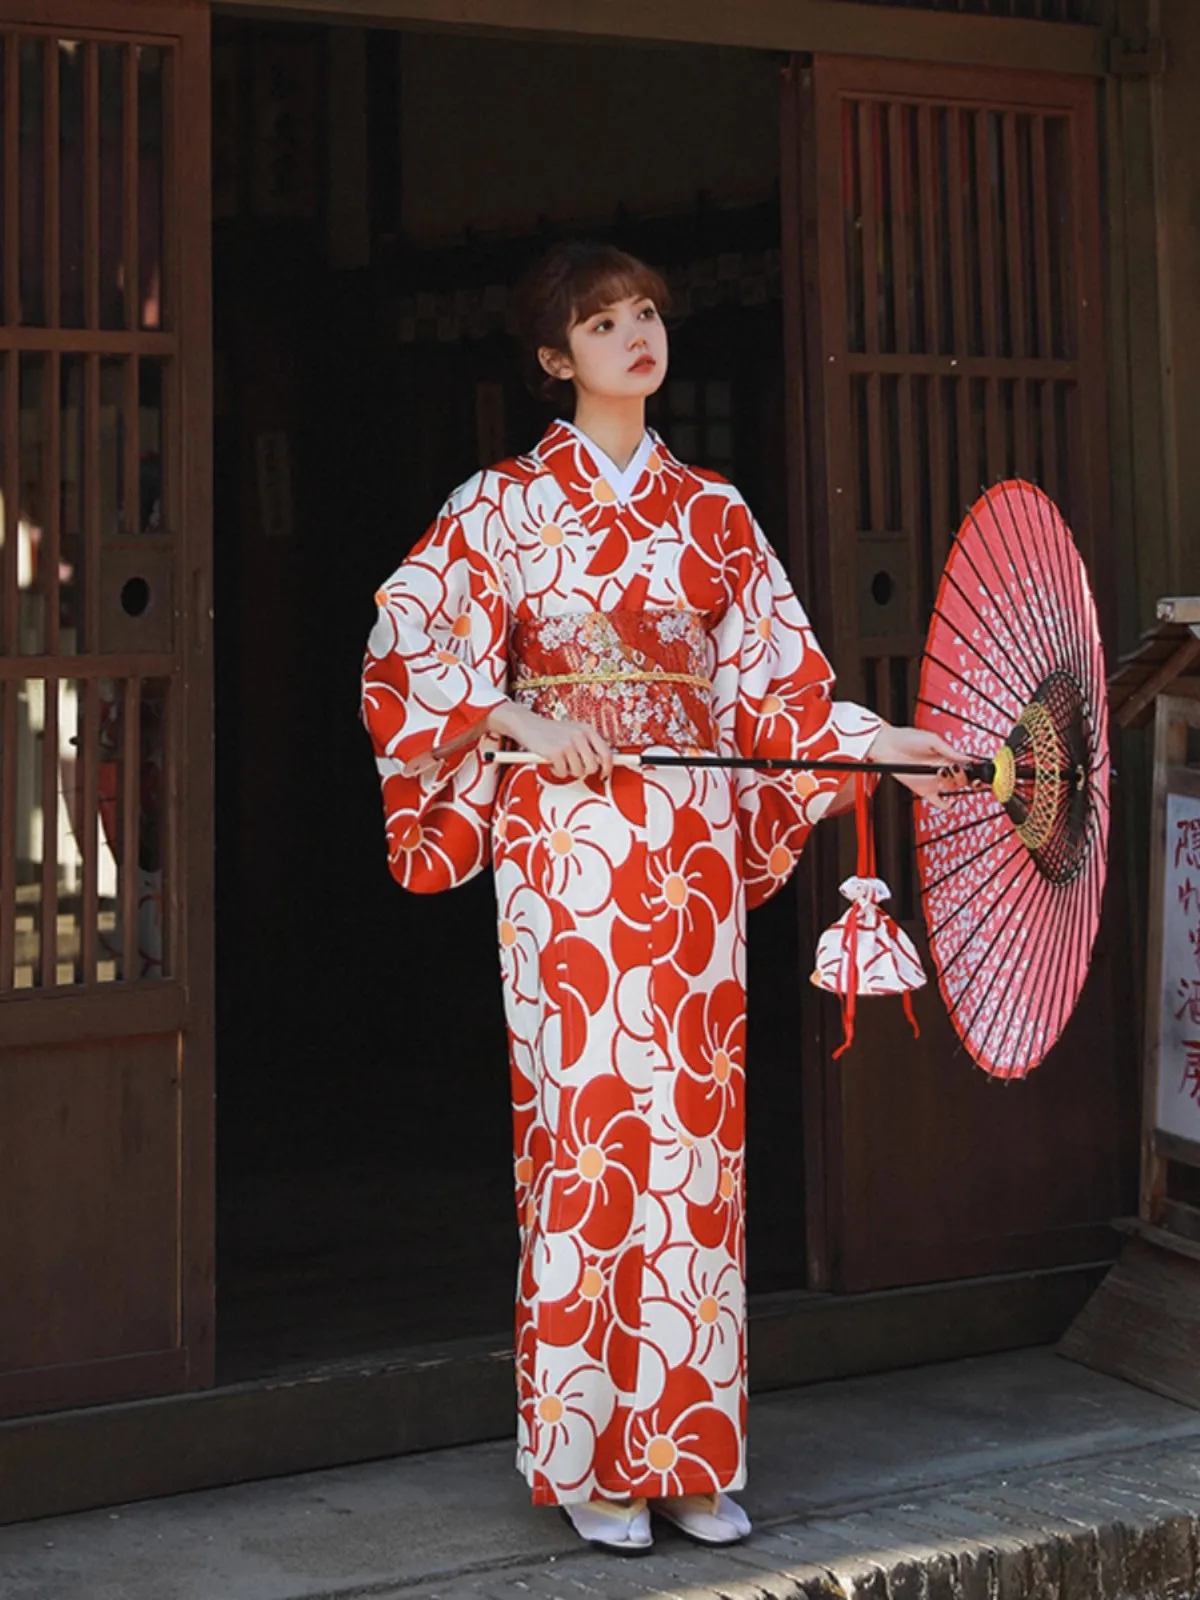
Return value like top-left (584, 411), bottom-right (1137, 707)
top-left (629, 355), bottom-right (657, 373)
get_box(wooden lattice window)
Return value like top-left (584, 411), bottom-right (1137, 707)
top-left (0, 29), bottom-right (180, 994)
top-left (803, 59), bottom-right (1107, 921)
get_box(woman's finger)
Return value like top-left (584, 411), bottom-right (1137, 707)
top-left (586, 727), bottom-right (614, 779)
top-left (899, 772), bottom-right (952, 811)
top-left (573, 734), bottom-right (599, 778)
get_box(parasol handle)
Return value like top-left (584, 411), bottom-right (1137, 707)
top-left (482, 750), bottom-right (997, 782)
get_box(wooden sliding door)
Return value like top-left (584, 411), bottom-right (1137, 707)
top-left (784, 55), bottom-right (1135, 1292)
top-left (0, 0), bottom-right (212, 1416)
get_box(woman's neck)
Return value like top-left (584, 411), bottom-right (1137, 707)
top-left (569, 396), bottom-right (647, 472)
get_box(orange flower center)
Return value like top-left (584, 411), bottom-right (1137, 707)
top-left (646, 1436), bottom-right (678, 1472)
top-left (791, 772), bottom-right (819, 799)
top-left (591, 478), bottom-right (618, 505)
top-left (756, 618), bottom-right (772, 642)
top-left (577, 1145), bottom-right (605, 1180)
top-left (719, 1168), bottom-right (736, 1200)
top-left (663, 873), bottom-right (688, 908)
top-left (646, 450), bottom-right (663, 473)
top-left (540, 522), bottom-right (564, 546)
top-left (712, 1050), bottom-right (732, 1084)
top-left (436, 648), bottom-right (458, 666)
top-left (538, 1395), bottom-right (565, 1424)
top-left (550, 829), bottom-right (574, 856)
top-left (514, 1155), bottom-right (533, 1184)
top-left (767, 844), bottom-right (792, 878)
top-left (761, 693), bottom-right (783, 717)
top-left (580, 1267), bottom-right (603, 1300)
top-left (698, 1295), bottom-right (720, 1325)
top-left (398, 824), bottom-right (423, 853)
top-left (373, 588), bottom-right (389, 608)
top-left (499, 920), bottom-right (518, 948)
top-left (451, 613), bottom-right (472, 638)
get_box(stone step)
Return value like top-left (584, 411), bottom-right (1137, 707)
top-left (388, 1439), bottom-right (1200, 1600)
top-left (3, 1350), bottom-right (1199, 1600)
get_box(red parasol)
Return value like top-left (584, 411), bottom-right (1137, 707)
top-left (914, 481), bottom-right (1111, 1078)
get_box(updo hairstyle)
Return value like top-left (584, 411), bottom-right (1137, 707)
top-left (512, 240), bottom-right (671, 408)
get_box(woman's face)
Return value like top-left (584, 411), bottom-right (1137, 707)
top-left (541, 295), bottom-right (669, 402)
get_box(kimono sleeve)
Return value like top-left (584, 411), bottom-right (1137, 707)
top-left (361, 490), bottom-right (510, 893)
top-left (710, 499), bottom-right (881, 909)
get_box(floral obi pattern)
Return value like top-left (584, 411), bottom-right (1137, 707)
top-left (509, 609), bottom-right (717, 752)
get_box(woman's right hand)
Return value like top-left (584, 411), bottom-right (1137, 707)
top-left (486, 701), bottom-right (614, 780)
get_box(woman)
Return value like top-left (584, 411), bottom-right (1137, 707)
top-left (361, 242), bottom-right (958, 1553)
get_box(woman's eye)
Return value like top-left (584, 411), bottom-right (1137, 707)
top-left (639, 305), bottom-right (659, 320)
top-left (593, 319), bottom-right (613, 333)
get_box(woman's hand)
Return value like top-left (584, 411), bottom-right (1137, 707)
top-left (867, 722), bottom-right (968, 811)
top-left (486, 701), bottom-right (614, 781)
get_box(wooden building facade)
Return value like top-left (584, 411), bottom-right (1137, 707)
top-left (0, 0), bottom-right (1192, 1521)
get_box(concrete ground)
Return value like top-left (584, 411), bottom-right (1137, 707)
top-left (3, 1349), bottom-right (1200, 1600)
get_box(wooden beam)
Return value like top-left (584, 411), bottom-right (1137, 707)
top-left (219, 0), bottom-right (1106, 77)
top-left (1115, 635), bottom-right (1200, 728)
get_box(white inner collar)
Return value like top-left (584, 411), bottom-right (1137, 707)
top-left (564, 422), bottom-right (653, 505)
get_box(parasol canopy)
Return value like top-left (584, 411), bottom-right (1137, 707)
top-left (915, 481), bottom-right (1110, 1078)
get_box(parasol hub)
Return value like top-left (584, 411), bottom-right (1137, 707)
top-left (997, 670), bottom-right (1094, 884)
top-left (991, 744), bottom-right (1016, 806)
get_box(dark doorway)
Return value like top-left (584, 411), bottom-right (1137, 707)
top-left (212, 18), bottom-right (807, 1381)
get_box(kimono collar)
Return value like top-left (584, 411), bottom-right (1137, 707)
top-left (560, 421), bottom-right (654, 506)
top-left (530, 419), bottom-right (686, 562)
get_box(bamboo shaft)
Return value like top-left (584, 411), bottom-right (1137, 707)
top-left (482, 750), bottom-right (998, 782)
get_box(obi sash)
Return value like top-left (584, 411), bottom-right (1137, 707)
top-left (509, 609), bottom-right (717, 752)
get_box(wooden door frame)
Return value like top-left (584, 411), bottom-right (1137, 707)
top-left (0, 0), bottom-right (214, 1405)
top-left (176, 0), bottom-right (217, 1393)
top-left (216, 0), bottom-right (1105, 77)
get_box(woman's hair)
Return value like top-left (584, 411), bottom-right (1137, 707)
top-left (512, 240), bottom-right (672, 406)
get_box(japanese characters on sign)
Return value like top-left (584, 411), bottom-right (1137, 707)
top-left (1158, 792), bottom-right (1200, 1141)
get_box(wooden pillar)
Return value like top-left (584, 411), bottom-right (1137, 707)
top-left (1156, 0), bottom-right (1200, 595)
top-left (1104, 0), bottom-right (1171, 975)
top-left (1105, 0), bottom-right (1173, 657)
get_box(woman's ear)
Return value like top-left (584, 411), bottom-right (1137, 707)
top-left (538, 345), bottom-right (573, 382)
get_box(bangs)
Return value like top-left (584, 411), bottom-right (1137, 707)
top-left (568, 255), bottom-right (670, 326)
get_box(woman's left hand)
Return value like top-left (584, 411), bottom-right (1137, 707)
top-left (867, 722), bottom-right (969, 811)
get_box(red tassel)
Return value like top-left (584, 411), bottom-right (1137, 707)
top-left (832, 1013), bottom-right (855, 1060)
top-left (831, 907), bottom-right (860, 1059)
top-left (854, 771), bottom-right (875, 878)
top-left (829, 775), bottom-right (873, 1060)
top-left (902, 988), bottom-right (920, 1041)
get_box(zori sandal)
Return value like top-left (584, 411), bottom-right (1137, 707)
top-left (652, 1491), bottom-right (752, 1546)
top-left (561, 1496), bottom-right (653, 1554)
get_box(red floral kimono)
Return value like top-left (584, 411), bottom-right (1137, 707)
top-left (362, 421), bottom-right (879, 1505)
